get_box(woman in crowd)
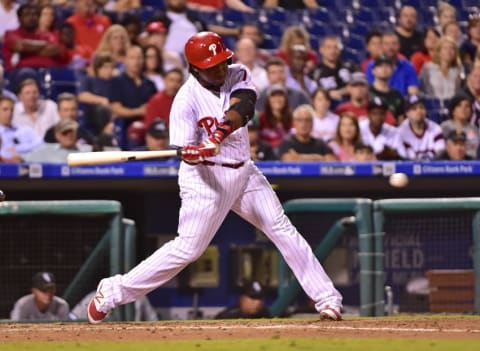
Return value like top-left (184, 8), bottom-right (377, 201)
top-left (143, 45), bottom-right (165, 92)
top-left (410, 27), bottom-right (441, 75)
top-left (327, 112), bottom-right (362, 161)
top-left (258, 84), bottom-right (293, 154)
top-left (420, 36), bottom-right (464, 100)
top-left (310, 88), bottom-right (339, 142)
top-left (38, 5), bottom-right (57, 35)
top-left (276, 25), bottom-right (317, 70)
top-left (94, 24), bottom-right (131, 75)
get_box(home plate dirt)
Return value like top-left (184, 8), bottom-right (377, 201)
top-left (1, 317), bottom-right (479, 342)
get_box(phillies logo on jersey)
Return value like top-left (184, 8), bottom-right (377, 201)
top-left (198, 116), bottom-right (221, 136)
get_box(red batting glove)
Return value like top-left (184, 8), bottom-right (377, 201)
top-left (181, 138), bottom-right (220, 163)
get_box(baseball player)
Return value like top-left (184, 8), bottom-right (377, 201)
top-left (87, 32), bottom-right (342, 323)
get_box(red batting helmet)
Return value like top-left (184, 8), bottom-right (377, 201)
top-left (184, 32), bottom-right (233, 69)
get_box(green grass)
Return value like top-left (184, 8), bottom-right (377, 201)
top-left (1, 338), bottom-right (479, 351)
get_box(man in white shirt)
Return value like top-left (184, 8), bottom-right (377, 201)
top-left (235, 37), bottom-right (268, 92)
top-left (360, 96), bottom-right (403, 160)
top-left (0, 95), bottom-right (43, 162)
top-left (397, 94), bottom-right (445, 160)
top-left (12, 78), bottom-right (59, 139)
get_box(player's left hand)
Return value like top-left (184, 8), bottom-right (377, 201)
top-left (181, 138), bottom-right (220, 163)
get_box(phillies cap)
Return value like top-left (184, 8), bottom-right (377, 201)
top-left (32, 272), bottom-right (56, 290)
top-left (446, 129), bottom-right (467, 142)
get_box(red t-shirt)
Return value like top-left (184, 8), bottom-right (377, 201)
top-left (410, 51), bottom-right (431, 75)
top-left (335, 102), bottom-right (397, 126)
top-left (144, 91), bottom-right (174, 127)
top-left (66, 13), bottom-right (111, 59)
top-left (258, 112), bottom-right (292, 148)
top-left (2, 28), bottom-right (69, 70)
top-left (188, 0), bottom-right (224, 9)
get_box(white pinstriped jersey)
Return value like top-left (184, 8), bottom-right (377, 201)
top-left (397, 119), bottom-right (445, 160)
top-left (169, 63), bottom-right (256, 164)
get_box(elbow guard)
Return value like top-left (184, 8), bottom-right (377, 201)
top-left (229, 89), bottom-right (257, 126)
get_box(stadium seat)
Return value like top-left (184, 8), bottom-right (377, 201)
top-left (343, 34), bottom-right (365, 51)
top-left (260, 34), bottom-right (281, 50)
top-left (141, 0), bottom-right (165, 10)
top-left (257, 8), bottom-right (289, 24)
top-left (301, 8), bottom-right (335, 23)
top-left (221, 9), bottom-right (246, 24)
top-left (42, 67), bottom-right (79, 100)
top-left (304, 20), bottom-right (330, 37)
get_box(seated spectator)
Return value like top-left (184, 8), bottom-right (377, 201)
top-left (77, 52), bottom-right (114, 132)
top-left (420, 36), bottom-right (463, 100)
top-left (359, 96), bottom-right (402, 160)
top-left (436, 129), bottom-right (472, 161)
top-left (142, 119), bottom-right (170, 151)
top-left (2, 4), bottom-right (70, 71)
top-left (328, 112), bottom-right (361, 161)
top-left (277, 26), bottom-right (318, 71)
top-left (369, 55), bottom-right (405, 124)
top-left (395, 5), bottom-right (423, 59)
top-left (248, 118), bottom-right (277, 161)
top-left (435, 1), bottom-right (457, 36)
top-left (410, 27), bottom-right (441, 75)
top-left (22, 119), bottom-right (93, 163)
top-left (310, 35), bottom-right (356, 103)
top-left (361, 29), bottom-right (383, 73)
top-left (461, 63), bottom-right (480, 127)
top-left (37, 4), bottom-right (56, 35)
top-left (187, 0), bottom-right (255, 13)
top-left (10, 272), bottom-right (69, 321)
top-left (285, 44), bottom-right (318, 96)
top-left (144, 19), bottom-right (184, 71)
top-left (279, 104), bottom-right (335, 161)
top-left (59, 22), bottom-right (92, 71)
top-left (443, 21), bottom-right (465, 48)
top-left (354, 142), bottom-right (376, 161)
top-left (258, 84), bottom-right (293, 152)
top-left (397, 94), bottom-right (445, 160)
top-left (262, 0), bottom-right (319, 9)
top-left (94, 24), bottom-right (130, 75)
top-left (121, 13), bottom-right (143, 46)
top-left (235, 37), bottom-right (269, 92)
top-left (44, 93), bottom-right (94, 145)
top-left (0, 0), bottom-right (19, 43)
top-left (13, 78), bottom-right (60, 139)
top-left (336, 72), bottom-right (396, 126)
top-left (215, 280), bottom-right (270, 319)
top-left (365, 31), bottom-right (420, 96)
top-left (110, 45), bottom-right (157, 149)
top-left (310, 88), bottom-right (339, 142)
top-left (440, 94), bottom-right (478, 159)
top-left (102, 0), bottom-right (141, 13)
top-left (145, 68), bottom-right (184, 127)
top-left (0, 63), bottom-right (18, 102)
top-left (460, 14), bottom-right (480, 71)
top-left (66, 0), bottom-right (111, 60)
top-left (256, 58), bottom-right (310, 113)
top-left (237, 23), bottom-right (271, 62)
top-left (0, 95), bottom-right (43, 162)
top-left (143, 45), bottom-right (165, 92)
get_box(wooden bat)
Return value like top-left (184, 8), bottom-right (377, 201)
top-left (67, 149), bottom-right (181, 167)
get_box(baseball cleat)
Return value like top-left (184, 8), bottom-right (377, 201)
top-left (319, 306), bottom-right (342, 321)
top-left (87, 287), bottom-right (108, 324)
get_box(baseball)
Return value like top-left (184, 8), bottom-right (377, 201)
top-left (389, 173), bottom-right (409, 188)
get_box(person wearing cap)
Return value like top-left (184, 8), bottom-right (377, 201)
top-left (335, 72), bottom-right (397, 126)
top-left (370, 55), bottom-right (405, 124)
top-left (365, 31), bottom-right (420, 96)
top-left (359, 96), bottom-right (403, 160)
top-left (215, 280), bottom-right (270, 319)
top-left (397, 94), bottom-right (445, 160)
top-left (419, 36), bottom-right (463, 100)
top-left (10, 272), bottom-right (70, 321)
top-left (258, 83), bottom-right (293, 152)
top-left (140, 119), bottom-right (171, 153)
top-left (22, 119), bottom-right (93, 163)
top-left (279, 104), bottom-right (335, 162)
top-left (436, 129), bottom-right (473, 161)
top-left (441, 93), bottom-right (478, 158)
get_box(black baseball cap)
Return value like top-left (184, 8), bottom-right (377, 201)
top-left (32, 272), bottom-right (56, 291)
top-left (367, 96), bottom-right (389, 111)
top-left (373, 55), bottom-right (394, 67)
top-left (242, 280), bottom-right (265, 299)
top-left (405, 94), bottom-right (425, 111)
top-left (147, 120), bottom-right (169, 139)
top-left (446, 129), bottom-right (467, 142)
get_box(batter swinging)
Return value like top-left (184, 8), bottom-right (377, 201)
top-left (88, 32), bottom-right (342, 323)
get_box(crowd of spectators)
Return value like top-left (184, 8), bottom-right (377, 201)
top-left (0, 0), bottom-right (480, 163)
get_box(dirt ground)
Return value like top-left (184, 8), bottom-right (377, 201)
top-left (1, 317), bottom-right (480, 342)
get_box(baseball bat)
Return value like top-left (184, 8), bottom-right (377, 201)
top-left (67, 149), bottom-right (181, 167)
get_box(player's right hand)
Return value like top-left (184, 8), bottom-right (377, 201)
top-left (181, 140), bottom-right (220, 164)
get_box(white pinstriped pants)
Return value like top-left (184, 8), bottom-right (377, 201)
top-left (98, 160), bottom-right (342, 313)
